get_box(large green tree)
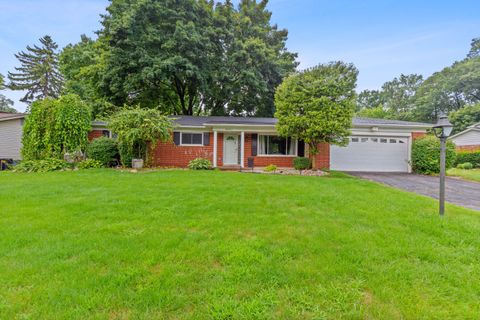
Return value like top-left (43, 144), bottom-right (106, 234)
top-left (275, 62), bottom-right (358, 168)
top-left (8, 35), bottom-right (63, 104)
top-left (356, 74), bottom-right (423, 120)
top-left (449, 103), bottom-right (480, 134)
top-left (94, 0), bottom-right (296, 116)
top-left (414, 38), bottom-right (480, 122)
top-left (59, 35), bottom-right (114, 118)
top-left (203, 0), bottom-right (298, 116)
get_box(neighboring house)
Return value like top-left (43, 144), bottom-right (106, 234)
top-left (449, 123), bottom-right (480, 152)
top-left (0, 112), bottom-right (25, 161)
top-left (92, 116), bottom-right (431, 172)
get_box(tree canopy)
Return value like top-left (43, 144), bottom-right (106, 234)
top-left (8, 35), bottom-right (63, 104)
top-left (275, 62), bottom-right (358, 167)
top-left (356, 74), bottom-right (423, 120)
top-left (59, 0), bottom-right (297, 117)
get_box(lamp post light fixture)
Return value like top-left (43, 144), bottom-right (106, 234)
top-left (432, 112), bottom-right (454, 217)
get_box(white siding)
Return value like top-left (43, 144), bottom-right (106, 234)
top-left (0, 119), bottom-right (23, 160)
top-left (451, 130), bottom-right (480, 146)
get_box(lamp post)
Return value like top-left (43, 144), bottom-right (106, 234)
top-left (432, 112), bottom-right (453, 217)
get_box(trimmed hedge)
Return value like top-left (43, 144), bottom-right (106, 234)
top-left (411, 135), bottom-right (456, 174)
top-left (457, 162), bottom-right (474, 170)
top-left (87, 137), bottom-right (119, 167)
top-left (293, 157), bottom-right (311, 171)
top-left (455, 151), bottom-right (480, 168)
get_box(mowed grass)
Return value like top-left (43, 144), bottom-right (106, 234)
top-left (1, 170), bottom-right (480, 319)
top-left (448, 168), bottom-right (480, 182)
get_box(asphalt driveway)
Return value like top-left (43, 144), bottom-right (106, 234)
top-left (350, 172), bottom-right (480, 211)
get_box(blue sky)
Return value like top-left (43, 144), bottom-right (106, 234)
top-left (1, 0), bottom-right (479, 112)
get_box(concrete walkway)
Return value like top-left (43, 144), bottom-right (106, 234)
top-left (350, 172), bottom-right (480, 211)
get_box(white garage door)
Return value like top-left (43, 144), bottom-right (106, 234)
top-left (331, 136), bottom-right (409, 172)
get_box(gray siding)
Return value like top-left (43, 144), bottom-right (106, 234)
top-left (0, 119), bottom-right (23, 160)
top-left (451, 130), bottom-right (480, 146)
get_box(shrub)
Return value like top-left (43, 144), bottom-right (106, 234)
top-left (293, 157), bottom-right (311, 171)
top-left (87, 137), bottom-right (119, 167)
top-left (188, 158), bottom-right (212, 170)
top-left (13, 159), bottom-right (70, 173)
top-left (118, 142), bottom-right (134, 167)
top-left (108, 108), bottom-right (172, 164)
top-left (411, 135), bottom-right (456, 174)
top-left (457, 162), bottom-right (474, 170)
top-left (77, 159), bottom-right (104, 169)
top-left (455, 151), bottom-right (480, 168)
top-left (264, 164), bottom-right (278, 173)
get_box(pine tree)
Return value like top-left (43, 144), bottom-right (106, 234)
top-left (8, 35), bottom-right (63, 104)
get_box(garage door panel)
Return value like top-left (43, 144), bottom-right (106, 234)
top-left (331, 136), bottom-right (409, 172)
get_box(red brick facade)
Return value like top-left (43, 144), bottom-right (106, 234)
top-left (150, 131), bottom-right (331, 169)
top-left (243, 133), bottom-right (296, 168)
top-left (456, 144), bottom-right (480, 152)
top-left (151, 133), bottom-right (224, 167)
top-left (313, 143), bottom-right (331, 170)
top-left (411, 132), bottom-right (426, 140)
top-left (88, 130), bottom-right (104, 141)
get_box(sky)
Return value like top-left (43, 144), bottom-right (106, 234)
top-left (1, 0), bottom-right (479, 112)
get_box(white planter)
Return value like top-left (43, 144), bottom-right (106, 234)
top-left (132, 159), bottom-right (144, 169)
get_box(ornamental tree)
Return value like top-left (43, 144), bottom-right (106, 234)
top-left (108, 108), bottom-right (173, 165)
top-left (21, 94), bottom-right (91, 160)
top-left (275, 62), bottom-right (358, 168)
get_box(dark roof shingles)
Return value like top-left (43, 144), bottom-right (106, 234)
top-left (172, 115), bottom-right (432, 127)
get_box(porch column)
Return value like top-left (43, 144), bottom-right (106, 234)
top-left (213, 130), bottom-right (218, 167)
top-left (240, 131), bottom-right (245, 168)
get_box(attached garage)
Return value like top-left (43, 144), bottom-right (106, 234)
top-left (328, 118), bottom-right (432, 173)
top-left (331, 136), bottom-right (410, 172)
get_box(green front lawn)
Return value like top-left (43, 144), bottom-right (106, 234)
top-left (1, 170), bottom-right (479, 319)
top-left (448, 168), bottom-right (480, 182)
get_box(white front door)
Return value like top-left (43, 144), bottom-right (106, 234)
top-left (224, 134), bottom-right (239, 165)
top-left (330, 136), bottom-right (410, 172)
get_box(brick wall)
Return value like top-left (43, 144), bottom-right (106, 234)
top-left (411, 132), bottom-right (426, 140)
top-left (243, 133), bottom-right (296, 168)
top-left (313, 143), bottom-right (330, 170)
top-left (152, 133), bottom-right (224, 167)
top-left (151, 132), bottom-right (332, 169)
top-left (456, 144), bottom-right (480, 152)
top-left (88, 130), bottom-right (104, 141)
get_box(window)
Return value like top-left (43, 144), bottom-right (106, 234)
top-left (258, 135), bottom-right (296, 155)
top-left (351, 138), bottom-right (359, 143)
top-left (390, 139), bottom-right (397, 143)
top-left (181, 132), bottom-right (203, 145)
top-left (380, 138), bottom-right (388, 143)
top-left (102, 130), bottom-right (111, 138)
top-left (371, 138), bottom-right (378, 143)
top-left (361, 138), bottom-right (368, 143)
top-left (399, 140), bottom-right (405, 144)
